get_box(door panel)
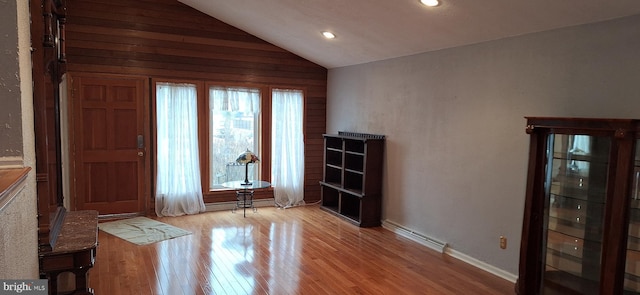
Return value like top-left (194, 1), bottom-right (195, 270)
top-left (71, 74), bottom-right (148, 214)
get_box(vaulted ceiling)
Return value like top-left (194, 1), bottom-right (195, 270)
top-left (179, 0), bottom-right (640, 69)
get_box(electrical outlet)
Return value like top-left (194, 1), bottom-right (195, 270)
top-left (500, 236), bottom-right (507, 249)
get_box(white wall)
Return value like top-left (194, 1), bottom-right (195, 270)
top-left (327, 14), bottom-right (640, 278)
top-left (0, 0), bottom-right (39, 279)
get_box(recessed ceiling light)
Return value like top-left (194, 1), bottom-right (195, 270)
top-left (420, 0), bottom-right (439, 7)
top-left (322, 31), bottom-right (336, 39)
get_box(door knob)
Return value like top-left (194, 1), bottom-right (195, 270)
top-left (138, 151), bottom-right (144, 157)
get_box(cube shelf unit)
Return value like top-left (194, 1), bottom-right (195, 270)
top-left (320, 131), bottom-right (385, 227)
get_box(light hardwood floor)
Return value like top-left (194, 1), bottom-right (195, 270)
top-left (90, 205), bottom-right (514, 294)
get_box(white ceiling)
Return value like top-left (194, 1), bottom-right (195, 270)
top-left (178, 0), bottom-right (640, 69)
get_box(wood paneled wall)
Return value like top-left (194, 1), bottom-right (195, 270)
top-left (65, 0), bottom-right (327, 203)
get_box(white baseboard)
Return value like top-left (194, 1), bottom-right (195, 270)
top-left (445, 248), bottom-right (518, 283)
top-left (382, 219), bottom-right (448, 253)
top-left (381, 219), bottom-right (518, 283)
top-left (0, 156), bottom-right (23, 168)
top-left (205, 198), bottom-right (275, 212)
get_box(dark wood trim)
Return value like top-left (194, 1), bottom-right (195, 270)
top-left (516, 126), bottom-right (548, 294)
top-left (32, 0), bottom-right (69, 254)
top-left (599, 131), bottom-right (634, 294)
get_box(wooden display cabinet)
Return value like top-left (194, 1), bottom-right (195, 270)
top-left (320, 132), bottom-right (384, 227)
top-left (518, 117), bottom-right (640, 294)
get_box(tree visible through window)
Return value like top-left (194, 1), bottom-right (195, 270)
top-left (209, 86), bottom-right (261, 189)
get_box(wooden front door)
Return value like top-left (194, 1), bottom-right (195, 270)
top-left (70, 74), bottom-right (149, 215)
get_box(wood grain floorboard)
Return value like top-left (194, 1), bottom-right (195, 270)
top-left (90, 205), bottom-right (514, 294)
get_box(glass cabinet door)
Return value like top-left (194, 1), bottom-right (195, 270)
top-left (625, 141), bottom-right (640, 294)
top-left (542, 134), bottom-right (611, 294)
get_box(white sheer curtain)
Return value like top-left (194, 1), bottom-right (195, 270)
top-left (155, 82), bottom-right (205, 217)
top-left (210, 86), bottom-right (260, 113)
top-left (271, 89), bottom-right (305, 208)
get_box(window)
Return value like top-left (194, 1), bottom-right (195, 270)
top-left (153, 80), bottom-right (305, 201)
top-left (208, 86), bottom-right (261, 190)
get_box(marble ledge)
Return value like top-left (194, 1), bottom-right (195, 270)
top-left (48, 210), bottom-right (99, 255)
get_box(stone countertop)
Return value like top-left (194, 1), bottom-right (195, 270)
top-left (48, 210), bottom-right (99, 255)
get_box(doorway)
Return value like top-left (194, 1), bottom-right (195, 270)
top-left (68, 74), bottom-right (149, 215)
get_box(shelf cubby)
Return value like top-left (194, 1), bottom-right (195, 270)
top-left (325, 137), bottom-right (343, 150)
top-left (321, 186), bottom-right (339, 213)
top-left (324, 165), bottom-right (342, 185)
top-left (340, 194), bottom-right (361, 222)
top-left (345, 152), bottom-right (364, 171)
top-left (345, 140), bottom-right (365, 154)
top-left (326, 149), bottom-right (343, 167)
top-left (343, 171), bottom-right (364, 193)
